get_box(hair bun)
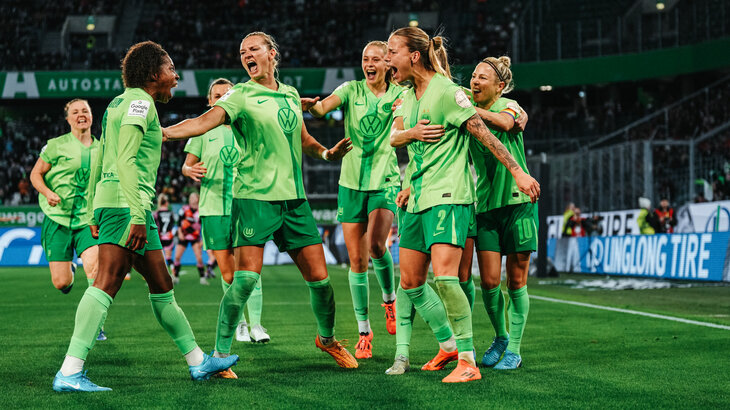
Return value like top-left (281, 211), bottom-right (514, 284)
top-left (498, 56), bottom-right (511, 68)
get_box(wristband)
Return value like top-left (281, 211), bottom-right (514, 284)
top-left (321, 150), bottom-right (329, 161)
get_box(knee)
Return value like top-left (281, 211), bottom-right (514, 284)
top-left (51, 275), bottom-right (72, 290)
top-left (348, 253), bottom-right (368, 273)
top-left (506, 277), bottom-right (526, 290)
top-left (480, 276), bottom-right (501, 290)
top-left (369, 242), bottom-right (387, 259)
top-left (399, 275), bottom-right (424, 290)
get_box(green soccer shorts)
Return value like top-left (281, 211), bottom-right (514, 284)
top-left (41, 217), bottom-right (97, 262)
top-left (231, 198), bottom-right (322, 252)
top-left (201, 215), bottom-right (232, 250)
top-left (337, 185), bottom-right (398, 223)
top-left (94, 208), bottom-right (163, 256)
top-left (475, 202), bottom-right (538, 254)
top-left (398, 204), bottom-right (474, 254)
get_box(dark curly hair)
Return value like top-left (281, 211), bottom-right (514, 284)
top-left (121, 41), bottom-right (169, 89)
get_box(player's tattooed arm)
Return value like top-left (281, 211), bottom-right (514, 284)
top-left (465, 114), bottom-right (540, 202)
top-left (474, 106), bottom-right (515, 132)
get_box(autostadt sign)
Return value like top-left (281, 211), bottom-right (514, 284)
top-left (0, 69), bottom-right (368, 98)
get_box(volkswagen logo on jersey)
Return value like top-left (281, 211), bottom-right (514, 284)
top-left (219, 146), bottom-right (240, 166)
top-left (277, 107), bottom-right (298, 133)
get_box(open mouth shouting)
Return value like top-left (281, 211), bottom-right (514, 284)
top-left (246, 60), bottom-right (259, 76)
top-left (365, 68), bottom-right (377, 81)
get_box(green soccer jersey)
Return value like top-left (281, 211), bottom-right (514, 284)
top-left (394, 73), bottom-right (476, 213)
top-left (332, 79), bottom-right (402, 190)
top-left (469, 96), bottom-right (531, 213)
top-left (184, 125), bottom-right (240, 216)
top-left (215, 80), bottom-right (305, 201)
top-left (90, 88), bottom-right (162, 224)
top-left (38, 132), bottom-right (99, 229)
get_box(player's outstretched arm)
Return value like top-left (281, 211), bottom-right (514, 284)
top-left (303, 94), bottom-right (342, 118)
top-left (300, 121), bottom-right (352, 161)
top-left (464, 114), bottom-right (540, 202)
top-left (163, 106), bottom-right (226, 141)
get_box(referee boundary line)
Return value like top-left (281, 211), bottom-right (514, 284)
top-left (528, 294), bottom-right (730, 331)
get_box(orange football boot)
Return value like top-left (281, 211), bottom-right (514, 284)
top-left (215, 368), bottom-right (238, 379)
top-left (355, 332), bottom-right (373, 359)
top-left (442, 360), bottom-right (482, 383)
top-left (315, 336), bottom-right (359, 368)
top-left (382, 301), bottom-right (396, 335)
top-left (421, 348), bottom-right (458, 371)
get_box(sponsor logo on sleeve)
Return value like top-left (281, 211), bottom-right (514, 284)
top-left (454, 89), bottom-right (472, 108)
top-left (127, 100), bottom-right (150, 118)
top-left (218, 89), bottom-right (235, 102)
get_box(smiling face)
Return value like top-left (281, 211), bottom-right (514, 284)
top-left (362, 44), bottom-right (388, 86)
top-left (470, 62), bottom-right (504, 106)
top-left (66, 100), bottom-right (92, 132)
top-left (240, 35), bottom-right (276, 81)
top-left (208, 83), bottom-right (232, 106)
top-left (155, 55), bottom-right (179, 103)
top-left (386, 35), bottom-right (415, 84)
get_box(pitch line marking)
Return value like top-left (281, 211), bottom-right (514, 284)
top-left (529, 294), bottom-right (730, 331)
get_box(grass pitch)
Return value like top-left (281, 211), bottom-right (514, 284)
top-left (0, 266), bottom-right (728, 409)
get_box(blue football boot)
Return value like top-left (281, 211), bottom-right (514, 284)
top-left (494, 349), bottom-right (522, 370)
top-left (52, 370), bottom-right (111, 392)
top-left (189, 352), bottom-right (240, 381)
top-left (481, 336), bottom-right (509, 367)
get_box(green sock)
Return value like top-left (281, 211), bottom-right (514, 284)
top-left (306, 278), bottom-right (336, 338)
top-left (149, 290), bottom-right (199, 355)
top-left (403, 284), bottom-right (452, 343)
top-left (87, 277), bottom-right (94, 287)
top-left (221, 278), bottom-right (247, 324)
top-left (482, 285), bottom-right (508, 338)
top-left (348, 269), bottom-right (369, 322)
top-left (506, 286), bottom-right (530, 355)
top-left (459, 279), bottom-right (475, 311)
top-left (394, 285), bottom-right (416, 358)
top-left (435, 276), bottom-right (474, 354)
top-left (247, 276), bottom-right (263, 326)
top-left (215, 271), bottom-right (260, 354)
top-left (66, 286), bottom-right (112, 360)
top-left (372, 249), bottom-right (395, 295)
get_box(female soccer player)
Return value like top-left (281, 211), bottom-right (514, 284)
top-left (386, 27), bottom-right (539, 383)
top-left (30, 99), bottom-right (99, 294)
top-left (52, 41), bottom-right (238, 392)
top-left (302, 41), bottom-right (402, 359)
top-left (172, 192), bottom-right (207, 284)
top-left (181, 78), bottom-right (269, 353)
top-left (163, 32), bottom-right (357, 369)
top-left (466, 56), bottom-right (537, 370)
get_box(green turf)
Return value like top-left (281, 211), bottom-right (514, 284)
top-left (1, 266), bottom-right (728, 409)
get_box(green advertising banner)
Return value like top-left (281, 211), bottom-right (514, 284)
top-left (2, 38), bottom-right (729, 99)
top-left (0, 206), bottom-right (45, 227)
